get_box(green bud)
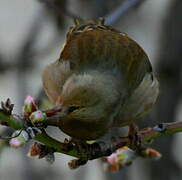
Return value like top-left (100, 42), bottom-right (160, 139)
top-left (23, 95), bottom-right (37, 117)
top-left (9, 130), bottom-right (29, 148)
top-left (30, 110), bottom-right (47, 125)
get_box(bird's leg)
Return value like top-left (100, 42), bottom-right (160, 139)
top-left (128, 123), bottom-right (142, 148)
top-left (128, 123), bottom-right (138, 137)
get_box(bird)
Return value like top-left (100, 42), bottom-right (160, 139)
top-left (42, 18), bottom-right (159, 141)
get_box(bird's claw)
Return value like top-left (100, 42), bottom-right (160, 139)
top-left (63, 138), bottom-right (88, 153)
top-left (62, 138), bottom-right (75, 151)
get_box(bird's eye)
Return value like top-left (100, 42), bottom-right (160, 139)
top-left (67, 106), bottom-right (80, 113)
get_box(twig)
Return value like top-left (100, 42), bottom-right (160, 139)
top-left (140, 122), bottom-right (182, 142)
top-left (0, 96), bottom-right (182, 170)
top-left (105, 0), bottom-right (144, 25)
top-left (39, 0), bottom-right (146, 26)
top-left (0, 107), bottom-right (182, 160)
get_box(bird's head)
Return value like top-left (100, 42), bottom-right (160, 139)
top-left (54, 72), bottom-right (120, 140)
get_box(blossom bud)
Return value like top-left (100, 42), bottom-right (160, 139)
top-left (105, 146), bottom-right (136, 171)
top-left (140, 148), bottom-right (162, 160)
top-left (23, 95), bottom-right (37, 117)
top-left (30, 110), bottom-right (47, 125)
top-left (9, 130), bottom-right (29, 148)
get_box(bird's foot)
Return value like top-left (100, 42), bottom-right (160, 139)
top-left (63, 137), bottom-right (88, 153)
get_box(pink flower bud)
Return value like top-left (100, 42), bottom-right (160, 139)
top-left (23, 95), bottom-right (37, 117)
top-left (9, 138), bottom-right (21, 148)
top-left (9, 130), bottom-right (29, 148)
top-left (30, 110), bottom-right (47, 125)
top-left (105, 146), bottom-right (136, 171)
top-left (116, 146), bottom-right (136, 165)
top-left (106, 153), bottom-right (117, 164)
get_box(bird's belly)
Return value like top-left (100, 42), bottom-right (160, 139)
top-left (60, 119), bottom-right (108, 140)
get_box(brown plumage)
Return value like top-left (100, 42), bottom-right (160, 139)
top-left (42, 19), bottom-right (159, 140)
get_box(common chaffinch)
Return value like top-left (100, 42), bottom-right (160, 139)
top-left (42, 19), bottom-right (159, 140)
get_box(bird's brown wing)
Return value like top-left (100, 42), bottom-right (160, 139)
top-left (42, 59), bottom-right (71, 104)
top-left (60, 23), bottom-right (152, 94)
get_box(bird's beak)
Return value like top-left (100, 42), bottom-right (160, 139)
top-left (44, 104), bottom-right (64, 117)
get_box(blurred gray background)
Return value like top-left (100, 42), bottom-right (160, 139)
top-left (0, 0), bottom-right (181, 180)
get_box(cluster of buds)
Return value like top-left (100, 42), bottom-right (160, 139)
top-left (23, 95), bottom-right (47, 126)
top-left (9, 95), bottom-right (47, 148)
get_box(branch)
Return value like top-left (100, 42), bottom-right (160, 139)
top-left (0, 98), bottom-right (181, 169)
top-left (140, 122), bottom-right (182, 142)
top-left (105, 0), bottom-right (145, 25)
